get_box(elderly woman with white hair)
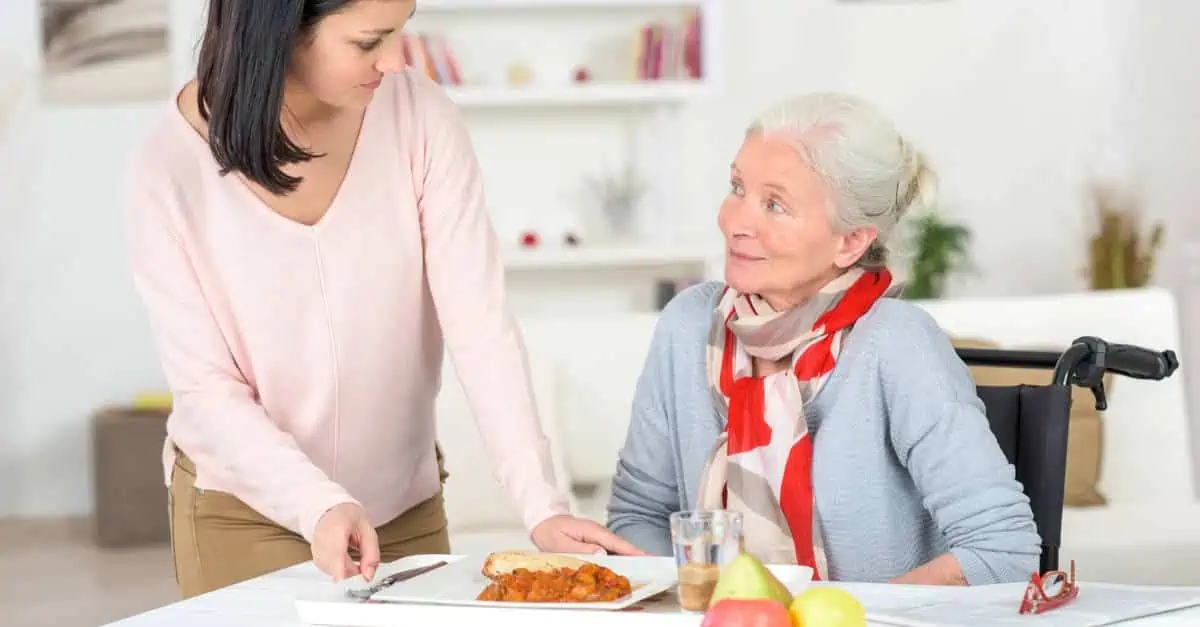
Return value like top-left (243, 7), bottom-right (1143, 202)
top-left (606, 93), bottom-right (1040, 586)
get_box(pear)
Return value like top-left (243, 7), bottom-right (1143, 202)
top-left (709, 552), bottom-right (794, 607)
top-left (764, 567), bottom-right (794, 605)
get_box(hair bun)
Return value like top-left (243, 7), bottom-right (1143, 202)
top-left (897, 142), bottom-right (938, 217)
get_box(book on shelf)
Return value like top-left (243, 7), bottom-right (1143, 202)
top-left (403, 33), bottom-right (463, 86)
top-left (633, 10), bottom-right (703, 81)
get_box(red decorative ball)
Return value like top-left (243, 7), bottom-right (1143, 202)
top-left (520, 231), bottom-right (540, 248)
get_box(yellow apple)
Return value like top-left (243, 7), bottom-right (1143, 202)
top-left (788, 587), bottom-right (866, 627)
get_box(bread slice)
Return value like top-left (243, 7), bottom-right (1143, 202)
top-left (481, 551), bottom-right (590, 579)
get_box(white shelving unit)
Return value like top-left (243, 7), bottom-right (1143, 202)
top-left (444, 80), bottom-right (709, 108)
top-left (411, 0), bottom-right (724, 301)
top-left (502, 244), bottom-right (712, 270)
top-left (420, 0), bottom-right (708, 11)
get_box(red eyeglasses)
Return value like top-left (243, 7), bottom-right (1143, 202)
top-left (1019, 560), bottom-right (1079, 615)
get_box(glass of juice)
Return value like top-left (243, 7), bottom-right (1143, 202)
top-left (669, 510), bottom-right (744, 612)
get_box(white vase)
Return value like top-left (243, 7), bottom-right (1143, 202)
top-left (601, 198), bottom-right (637, 241)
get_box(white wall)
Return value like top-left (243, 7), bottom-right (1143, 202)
top-left (1, 0), bottom-right (1198, 517)
top-left (0, 0), bottom-right (184, 518)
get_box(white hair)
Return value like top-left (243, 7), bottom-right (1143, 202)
top-left (746, 93), bottom-right (937, 269)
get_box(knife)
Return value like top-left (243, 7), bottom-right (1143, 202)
top-left (344, 560), bottom-right (449, 601)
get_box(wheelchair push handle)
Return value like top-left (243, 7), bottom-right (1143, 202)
top-left (1053, 336), bottom-right (1180, 412)
top-left (1105, 342), bottom-right (1179, 381)
top-left (1054, 336), bottom-right (1179, 383)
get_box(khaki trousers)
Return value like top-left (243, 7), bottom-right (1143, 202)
top-left (168, 448), bottom-right (451, 599)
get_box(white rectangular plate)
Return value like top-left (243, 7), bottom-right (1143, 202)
top-left (371, 553), bottom-right (677, 610)
top-left (294, 554), bottom-right (816, 626)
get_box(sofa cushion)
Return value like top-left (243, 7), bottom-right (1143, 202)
top-left (1060, 503), bottom-right (1200, 585)
top-left (1062, 503), bottom-right (1200, 549)
top-left (517, 315), bottom-right (661, 486)
top-left (1059, 542), bottom-right (1200, 586)
top-left (435, 355), bottom-right (577, 533)
top-left (950, 337), bottom-right (1110, 507)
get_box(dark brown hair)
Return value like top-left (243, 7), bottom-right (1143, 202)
top-left (195, 0), bottom-right (355, 195)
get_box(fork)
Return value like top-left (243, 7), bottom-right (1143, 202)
top-left (344, 560), bottom-right (449, 601)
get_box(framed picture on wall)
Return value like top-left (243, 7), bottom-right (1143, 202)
top-left (39, 0), bottom-right (170, 105)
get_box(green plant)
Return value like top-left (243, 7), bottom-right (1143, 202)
top-left (1086, 184), bottom-right (1164, 290)
top-left (901, 210), bottom-right (971, 300)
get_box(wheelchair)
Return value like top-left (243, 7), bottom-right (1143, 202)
top-left (956, 337), bottom-right (1181, 575)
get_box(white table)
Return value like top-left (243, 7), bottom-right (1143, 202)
top-left (103, 560), bottom-right (1200, 627)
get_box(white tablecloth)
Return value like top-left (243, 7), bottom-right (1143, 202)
top-left (102, 560), bottom-right (1200, 627)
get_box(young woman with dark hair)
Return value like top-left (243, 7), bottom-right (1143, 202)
top-left (124, 0), bottom-right (642, 599)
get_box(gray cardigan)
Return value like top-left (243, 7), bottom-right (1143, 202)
top-left (606, 282), bottom-right (1041, 584)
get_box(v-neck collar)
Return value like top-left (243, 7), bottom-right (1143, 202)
top-left (169, 80), bottom-right (384, 237)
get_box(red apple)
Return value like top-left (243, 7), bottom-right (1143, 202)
top-left (701, 599), bottom-right (792, 627)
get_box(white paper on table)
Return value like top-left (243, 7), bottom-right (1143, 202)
top-left (858, 582), bottom-right (1200, 627)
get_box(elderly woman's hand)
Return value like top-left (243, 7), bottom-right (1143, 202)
top-left (531, 515), bottom-right (649, 556)
top-left (888, 554), bottom-right (968, 586)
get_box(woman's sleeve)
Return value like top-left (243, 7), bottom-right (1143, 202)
top-left (125, 169), bottom-right (357, 544)
top-left (409, 79), bottom-right (571, 534)
top-left (879, 305), bottom-right (1043, 585)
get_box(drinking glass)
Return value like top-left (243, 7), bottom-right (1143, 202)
top-left (669, 509), bottom-right (744, 612)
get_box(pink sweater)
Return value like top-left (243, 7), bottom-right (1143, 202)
top-left (124, 71), bottom-right (570, 543)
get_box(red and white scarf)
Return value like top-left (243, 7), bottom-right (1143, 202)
top-left (697, 268), bottom-right (900, 580)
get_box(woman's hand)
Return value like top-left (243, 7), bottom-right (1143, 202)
top-left (312, 503), bottom-right (381, 581)
top-left (531, 514), bottom-right (649, 556)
